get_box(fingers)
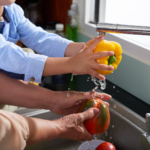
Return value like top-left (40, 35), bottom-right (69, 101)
top-left (81, 108), bottom-right (99, 121)
top-left (103, 102), bottom-right (109, 107)
top-left (95, 92), bottom-right (112, 100)
top-left (91, 51), bottom-right (114, 60)
top-left (88, 36), bottom-right (104, 52)
top-left (90, 63), bottom-right (114, 71)
top-left (79, 44), bottom-right (87, 53)
top-left (88, 91), bottom-right (112, 100)
top-left (89, 69), bottom-right (105, 80)
top-left (82, 126), bottom-right (93, 141)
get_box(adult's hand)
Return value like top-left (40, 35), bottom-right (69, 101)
top-left (54, 108), bottom-right (99, 141)
top-left (49, 91), bottom-right (111, 115)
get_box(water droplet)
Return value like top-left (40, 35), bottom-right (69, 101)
top-left (105, 131), bottom-right (107, 136)
top-left (92, 85), bottom-right (99, 91)
top-left (67, 93), bottom-right (70, 97)
top-left (99, 80), bottom-right (106, 90)
top-left (66, 117), bottom-right (69, 121)
top-left (114, 104), bottom-right (117, 109)
top-left (100, 94), bottom-right (104, 99)
top-left (109, 137), bottom-right (112, 141)
top-left (112, 125), bottom-right (114, 128)
top-left (113, 86), bottom-right (115, 89)
top-left (93, 135), bottom-right (97, 139)
top-left (79, 101), bottom-right (82, 104)
top-left (71, 74), bottom-right (74, 81)
top-left (92, 94), bottom-right (95, 98)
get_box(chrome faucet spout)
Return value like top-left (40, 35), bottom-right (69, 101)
top-left (96, 23), bottom-right (150, 36)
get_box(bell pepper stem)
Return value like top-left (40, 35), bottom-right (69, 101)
top-left (108, 55), bottom-right (117, 65)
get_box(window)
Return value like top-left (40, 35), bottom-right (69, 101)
top-left (97, 0), bottom-right (150, 48)
top-left (85, 0), bottom-right (150, 65)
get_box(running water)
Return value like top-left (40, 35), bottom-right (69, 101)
top-left (68, 74), bottom-right (74, 90)
top-left (109, 137), bottom-right (112, 141)
top-left (93, 135), bottom-right (97, 139)
top-left (113, 104), bottom-right (117, 109)
top-left (90, 76), bottom-right (106, 91)
top-left (66, 93), bottom-right (70, 97)
top-left (105, 131), bottom-right (108, 136)
top-left (71, 74), bottom-right (74, 81)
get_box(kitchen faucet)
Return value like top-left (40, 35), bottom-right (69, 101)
top-left (97, 23), bottom-right (150, 150)
top-left (96, 23), bottom-right (150, 36)
top-left (141, 113), bottom-right (150, 150)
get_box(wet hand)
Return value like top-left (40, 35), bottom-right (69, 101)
top-left (54, 108), bottom-right (99, 141)
top-left (49, 91), bottom-right (111, 115)
top-left (68, 36), bottom-right (114, 80)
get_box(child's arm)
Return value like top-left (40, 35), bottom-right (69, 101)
top-left (1, 4), bottom-right (114, 82)
top-left (0, 108), bottom-right (99, 149)
top-left (43, 36), bottom-right (114, 80)
top-left (0, 34), bottom-right (47, 83)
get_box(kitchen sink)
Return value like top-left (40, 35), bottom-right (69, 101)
top-left (15, 90), bottom-right (146, 150)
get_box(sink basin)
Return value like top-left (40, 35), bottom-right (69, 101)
top-left (15, 91), bottom-right (146, 150)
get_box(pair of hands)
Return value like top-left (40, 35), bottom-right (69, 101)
top-left (50, 91), bottom-right (111, 141)
top-left (49, 36), bottom-right (114, 141)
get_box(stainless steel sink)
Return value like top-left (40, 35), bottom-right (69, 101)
top-left (15, 91), bottom-right (146, 150)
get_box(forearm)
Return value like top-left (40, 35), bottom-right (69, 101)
top-left (42, 42), bottom-right (85, 76)
top-left (0, 73), bottom-right (54, 109)
top-left (25, 117), bottom-right (60, 145)
top-left (65, 42), bottom-right (85, 57)
top-left (42, 57), bottom-right (72, 76)
top-left (0, 109), bottom-right (60, 148)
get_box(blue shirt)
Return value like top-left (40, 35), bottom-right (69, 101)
top-left (0, 3), bottom-right (72, 83)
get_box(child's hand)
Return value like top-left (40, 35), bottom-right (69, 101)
top-left (68, 36), bottom-right (114, 80)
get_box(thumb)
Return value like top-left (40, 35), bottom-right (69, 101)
top-left (82, 108), bottom-right (99, 121)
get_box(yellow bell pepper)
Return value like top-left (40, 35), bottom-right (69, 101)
top-left (92, 40), bottom-right (122, 75)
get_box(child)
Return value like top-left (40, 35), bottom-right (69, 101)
top-left (0, 0), bottom-right (114, 83)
